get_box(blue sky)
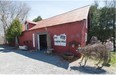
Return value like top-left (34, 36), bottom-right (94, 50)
top-left (24, 0), bottom-right (94, 21)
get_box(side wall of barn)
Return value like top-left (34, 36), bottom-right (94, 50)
top-left (19, 20), bottom-right (87, 56)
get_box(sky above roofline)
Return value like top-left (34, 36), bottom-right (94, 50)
top-left (24, 0), bottom-right (94, 21)
top-left (10, 0), bottom-right (106, 21)
top-left (3, 0), bottom-right (106, 21)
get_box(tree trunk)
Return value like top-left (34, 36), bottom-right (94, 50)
top-left (15, 36), bottom-right (19, 47)
top-left (3, 27), bottom-right (7, 44)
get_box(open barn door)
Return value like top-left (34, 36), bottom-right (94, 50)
top-left (37, 32), bottom-right (51, 50)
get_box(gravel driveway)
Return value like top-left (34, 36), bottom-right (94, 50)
top-left (0, 45), bottom-right (115, 74)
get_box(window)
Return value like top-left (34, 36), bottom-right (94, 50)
top-left (26, 41), bottom-right (28, 43)
top-left (23, 41), bottom-right (25, 44)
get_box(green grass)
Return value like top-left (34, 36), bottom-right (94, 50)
top-left (110, 52), bottom-right (116, 66)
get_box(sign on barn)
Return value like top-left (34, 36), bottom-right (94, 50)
top-left (53, 34), bottom-right (66, 46)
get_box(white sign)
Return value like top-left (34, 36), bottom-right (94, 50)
top-left (53, 34), bottom-right (66, 46)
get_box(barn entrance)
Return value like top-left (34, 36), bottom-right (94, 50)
top-left (39, 34), bottom-right (47, 50)
top-left (37, 32), bottom-right (51, 51)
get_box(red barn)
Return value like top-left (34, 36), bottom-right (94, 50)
top-left (19, 6), bottom-right (90, 57)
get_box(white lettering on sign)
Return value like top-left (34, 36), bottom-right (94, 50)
top-left (53, 34), bottom-right (66, 46)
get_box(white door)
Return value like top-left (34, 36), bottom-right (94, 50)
top-left (38, 34), bottom-right (40, 50)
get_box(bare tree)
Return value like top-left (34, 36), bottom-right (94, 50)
top-left (0, 1), bottom-right (30, 44)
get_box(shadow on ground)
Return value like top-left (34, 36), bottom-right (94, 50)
top-left (0, 45), bottom-right (70, 69)
top-left (0, 45), bottom-right (108, 74)
top-left (70, 66), bottom-right (107, 74)
top-left (0, 45), bottom-right (15, 52)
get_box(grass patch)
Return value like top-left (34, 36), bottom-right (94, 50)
top-left (110, 52), bottom-right (116, 66)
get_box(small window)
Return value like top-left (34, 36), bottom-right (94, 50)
top-left (23, 41), bottom-right (25, 44)
top-left (26, 41), bottom-right (28, 43)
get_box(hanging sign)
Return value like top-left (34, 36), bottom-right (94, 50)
top-left (53, 34), bottom-right (66, 46)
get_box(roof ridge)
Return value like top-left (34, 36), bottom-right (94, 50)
top-left (29, 5), bottom-right (90, 30)
top-left (25, 20), bottom-right (38, 24)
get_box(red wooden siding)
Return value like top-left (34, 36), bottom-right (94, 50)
top-left (19, 20), bottom-right (87, 57)
top-left (19, 6), bottom-right (90, 58)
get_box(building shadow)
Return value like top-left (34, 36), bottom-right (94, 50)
top-left (15, 50), bottom-right (70, 69)
top-left (70, 66), bottom-right (107, 74)
top-left (0, 45), bottom-right (109, 74)
top-left (0, 49), bottom-right (12, 52)
top-left (0, 45), bottom-right (70, 69)
top-left (0, 45), bottom-right (15, 53)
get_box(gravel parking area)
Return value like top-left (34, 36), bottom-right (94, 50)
top-left (0, 45), bottom-right (115, 74)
